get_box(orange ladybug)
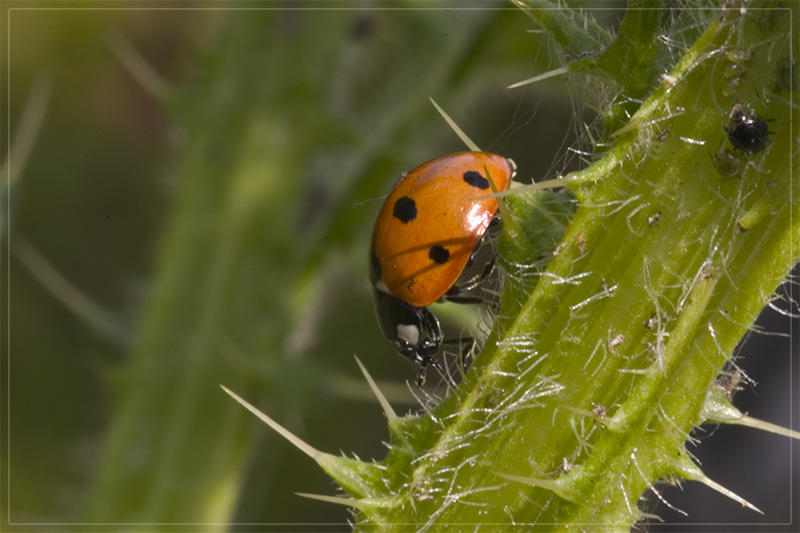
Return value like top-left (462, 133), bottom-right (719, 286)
top-left (369, 152), bottom-right (515, 384)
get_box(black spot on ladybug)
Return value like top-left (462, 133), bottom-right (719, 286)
top-left (370, 252), bottom-right (382, 283)
top-left (726, 103), bottom-right (769, 153)
top-left (428, 245), bottom-right (450, 264)
top-left (463, 170), bottom-right (489, 190)
top-left (393, 196), bottom-right (417, 223)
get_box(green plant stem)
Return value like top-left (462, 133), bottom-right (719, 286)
top-left (338, 2), bottom-right (798, 529)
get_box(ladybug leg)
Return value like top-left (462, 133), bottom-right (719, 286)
top-left (417, 350), bottom-right (453, 387)
top-left (416, 351), bottom-right (455, 388)
top-left (419, 306), bottom-right (442, 344)
top-left (441, 294), bottom-right (485, 305)
top-left (442, 254), bottom-right (497, 302)
top-left (447, 214), bottom-right (503, 300)
top-left (393, 338), bottom-right (449, 387)
top-left (464, 218), bottom-right (502, 269)
top-left (415, 358), bottom-right (429, 387)
top-left (450, 215), bottom-right (501, 296)
top-left (416, 308), bottom-right (456, 388)
top-left (462, 254), bottom-right (497, 292)
top-left (442, 336), bottom-right (477, 374)
top-left (486, 214), bottom-right (504, 235)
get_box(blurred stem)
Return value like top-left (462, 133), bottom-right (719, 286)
top-left (84, 7), bottom-right (511, 524)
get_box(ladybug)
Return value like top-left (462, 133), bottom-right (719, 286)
top-left (369, 152), bottom-right (516, 385)
top-left (726, 103), bottom-right (769, 153)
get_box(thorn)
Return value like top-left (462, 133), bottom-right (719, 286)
top-left (476, 176), bottom-right (573, 200)
top-left (702, 390), bottom-right (800, 440)
top-left (354, 355), bottom-right (414, 450)
top-left (507, 66), bottom-right (570, 89)
top-left (509, 0), bottom-right (538, 23)
top-left (295, 492), bottom-right (368, 510)
top-left (222, 385), bottom-right (383, 499)
top-left (732, 414), bottom-right (800, 441)
top-left (676, 456), bottom-right (763, 514)
top-left (220, 385), bottom-right (324, 462)
top-left (354, 355), bottom-right (398, 421)
top-left (429, 97), bottom-right (481, 152)
top-left (482, 164), bottom-right (520, 237)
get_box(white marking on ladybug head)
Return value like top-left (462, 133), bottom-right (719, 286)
top-left (396, 324), bottom-right (420, 346)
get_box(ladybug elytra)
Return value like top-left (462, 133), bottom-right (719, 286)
top-left (369, 152), bottom-right (515, 384)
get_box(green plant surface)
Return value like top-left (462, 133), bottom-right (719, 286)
top-left (282, 1), bottom-right (798, 529)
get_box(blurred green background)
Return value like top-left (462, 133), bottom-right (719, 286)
top-left (2, 2), bottom-right (796, 529)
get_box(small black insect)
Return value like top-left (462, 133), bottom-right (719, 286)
top-left (726, 103), bottom-right (769, 153)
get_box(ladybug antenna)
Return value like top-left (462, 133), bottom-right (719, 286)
top-left (507, 65), bottom-right (570, 90)
top-left (429, 97), bottom-right (481, 152)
